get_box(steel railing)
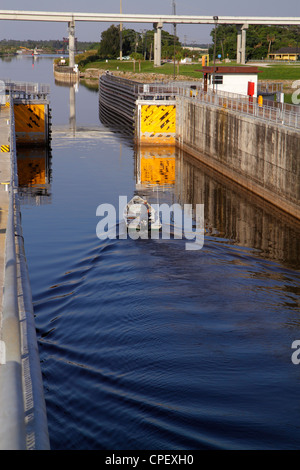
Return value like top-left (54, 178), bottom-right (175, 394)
top-left (133, 79), bottom-right (300, 130)
top-left (2, 79), bottom-right (50, 99)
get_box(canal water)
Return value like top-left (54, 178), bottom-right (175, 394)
top-left (1, 55), bottom-right (300, 450)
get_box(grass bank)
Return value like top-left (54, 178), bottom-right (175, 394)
top-left (80, 58), bottom-right (203, 79)
top-left (79, 57), bottom-right (300, 79)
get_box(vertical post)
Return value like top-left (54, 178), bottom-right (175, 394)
top-left (213, 16), bottom-right (218, 92)
top-left (68, 19), bottom-right (75, 68)
top-left (153, 22), bottom-right (163, 67)
top-left (173, 0), bottom-right (177, 79)
top-left (236, 25), bottom-right (242, 64)
top-left (119, 0), bottom-right (123, 61)
top-left (241, 24), bottom-right (248, 65)
top-left (237, 24), bottom-right (248, 65)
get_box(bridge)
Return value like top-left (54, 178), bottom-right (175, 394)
top-left (1, 10), bottom-right (300, 65)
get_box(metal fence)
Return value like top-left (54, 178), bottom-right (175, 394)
top-left (182, 88), bottom-right (300, 130)
top-left (2, 79), bottom-right (50, 99)
top-left (134, 80), bottom-right (300, 130)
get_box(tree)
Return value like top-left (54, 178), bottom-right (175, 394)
top-left (99, 25), bottom-right (120, 58)
top-left (209, 24), bottom-right (300, 61)
top-left (97, 24), bottom-right (183, 61)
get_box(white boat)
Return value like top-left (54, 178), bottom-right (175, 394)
top-left (123, 196), bottom-right (161, 231)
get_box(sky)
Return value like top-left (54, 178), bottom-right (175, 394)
top-left (0, 0), bottom-right (299, 44)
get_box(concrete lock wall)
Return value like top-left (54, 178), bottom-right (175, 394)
top-left (176, 98), bottom-right (300, 220)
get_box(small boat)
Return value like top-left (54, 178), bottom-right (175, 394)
top-left (123, 195), bottom-right (161, 231)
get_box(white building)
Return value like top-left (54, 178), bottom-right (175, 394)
top-left (199, 66), bottom-right (261, 97)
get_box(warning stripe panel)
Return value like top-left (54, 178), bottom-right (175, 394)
top-left (141, 105), bottom-right (176, 134)
top-left (13, 103), bottom-right (45, 134)
top-left (1, 145), bottom-right (10, 152)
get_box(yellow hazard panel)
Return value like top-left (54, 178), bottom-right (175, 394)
top-left (13, 104), bottom-right (45, 133)
top-left (1, 145), bottom-right (10, 152)
top-left (141, 105), bottom-right (176, 134)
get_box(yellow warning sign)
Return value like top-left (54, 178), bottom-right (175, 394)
top-left (141, 104), bottom-right (176, 134)
top-left (13, 103), bottom-right (46, 144)
top-left (14, 103), bottom-right (45, 133)
top-left (1, 145), bottom-right (10, 152)
top-left (140, 104), bottom-right (176, 145)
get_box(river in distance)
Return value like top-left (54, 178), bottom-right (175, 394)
top-left (1, 54), bottom-right (300, 450)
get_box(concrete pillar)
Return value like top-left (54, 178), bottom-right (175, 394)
top-left (153, 22), bottom-right (163, 67)
top-left (241, 24), bottom-right (248, 64)
top-left (68, 19), bottom-right (75, 68)
top-left (236, 26), bottom-right (242, 64)
top-left (236, 24), bottom-right (248, 65)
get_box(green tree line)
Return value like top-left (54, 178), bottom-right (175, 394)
top-left (209, 24), bottom-right (300, 60)
top-left (0, 39), bottom-right (98, 54)
top-left (97, 24), bottom-right (183, 60)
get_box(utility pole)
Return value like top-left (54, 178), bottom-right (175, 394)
top-left (119, 0), bottom-right (123, 60)
top-left (213, 16), bottom-right (218, 93)
top-left (173, 0), bottom-right (176, 79)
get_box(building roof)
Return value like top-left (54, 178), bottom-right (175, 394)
top-left (272, 47), bottom-right (300, 54)
top-left (196, 66), bottom-right (261, 74)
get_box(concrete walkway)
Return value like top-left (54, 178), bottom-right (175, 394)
top-left (0, 96), bottom-right (50, 450)
top-left (0, 106), bottom-right (10, 360)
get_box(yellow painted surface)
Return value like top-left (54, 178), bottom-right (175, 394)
top-left (140, 147), bottom-right (175, 185)
top-left (139, 135), bottom-right (176, 145)
top-left (141, 104), bottom-right (176, 134)
top-left (140, 104), bottom-right (176, 145)
top-left (14, 103), bottom-right (46, 143)
top-left (268, 53), bottom-right (298, 61)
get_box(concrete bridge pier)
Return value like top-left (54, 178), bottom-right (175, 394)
top-left (153, 22), bottom-right (163, 67)
top-left (236, 24), bottom-right (248, 64)
top-left (68, 19), bottom-right (75, 68)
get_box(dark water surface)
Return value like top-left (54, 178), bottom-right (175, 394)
top-left (1, 56), bottom-right (300, 450)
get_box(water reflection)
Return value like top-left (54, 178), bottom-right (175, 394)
top-left (135, 146), bottom-right (176, 189)
top-left (17, 147), bottom-right (52, 205)
top-left (175, 148), bottom-right (300, 269)
top-left (53, 80), bottom-right (78, 135)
